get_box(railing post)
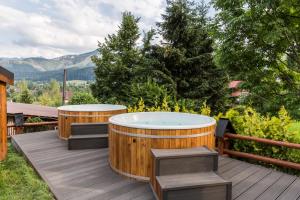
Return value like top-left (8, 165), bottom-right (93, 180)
top-left (15, 127), bottom-right (24, 134)
top-left (218, 138), bottom-right (224, 155)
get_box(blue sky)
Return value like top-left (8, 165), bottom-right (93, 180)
top-left (0, 0), bottom-right (213, 58)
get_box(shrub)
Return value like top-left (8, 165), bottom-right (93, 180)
top-left (69, 92), bottom-right (98, 105)
top-left (130, 80), bottom-right (171, 107)
top-left (222, 106), bottom-right (300, 170)
top-left (25, 117), bottom-right (43, 123)
top-left (128, 97), bottom-right (213, 116)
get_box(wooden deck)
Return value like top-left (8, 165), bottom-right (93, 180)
top-left (11, 131), bottom-right (300, 200)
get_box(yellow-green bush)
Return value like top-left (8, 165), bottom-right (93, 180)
top-left (128, 97), bottom-right (211, 115)
top-left (220, 106), bottom-right (300, 175)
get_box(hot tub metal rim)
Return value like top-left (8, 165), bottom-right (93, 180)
top-left (59, 113), bottom-right (117, 117)
top-left (109, 112), bottom-right (216, 130)
top-left (57, 104), bottom-right (127, 112)
top-left (110, 127), bottom-right (214, 139)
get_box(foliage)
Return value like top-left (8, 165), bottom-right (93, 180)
top-left (38, 80), bottom-right (62, 107)
top-left (222, 106), bottom-right (300, 169)
top-left (130, 79), bottom-right (171, 107)
top-left (19, 89), bottom-right (34, 104)
top-left (154, 0), bottom-right (230, 112)
top-left (289, 122), bottom-right (300, 140)
top-left (91, 2), bottom-right (231, 112)
top-left (69, 92), bottom-right (98, 105)
top-left (91, 12), bottom-right (142, 103)
top-left (0, 144), bottom-right (53, 200)
top-left (25, 117), bottom-right (43, 123)
top-left (212, 0), bottom-right (300, 118)
top-left (128, 97), bottom-right (210, 114)
top-left (12, 80), bottom-right (34, 103)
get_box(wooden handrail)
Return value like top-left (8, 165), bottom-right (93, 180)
top-left (218, 133), bottom-right (300, 170)
top-left (223, 149), bottom-right (300, 170)
top-left (7, 121), bottom-right (58, 128)
top-left (224, 133), bottom-right (300, 150)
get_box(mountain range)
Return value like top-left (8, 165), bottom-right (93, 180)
top-left (0, 50), bottom-right (98, 81)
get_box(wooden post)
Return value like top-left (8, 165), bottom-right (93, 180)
top-left (0, 66), bottom-right (14, 160)
top-left (62, 68), bottom-right (67, 105)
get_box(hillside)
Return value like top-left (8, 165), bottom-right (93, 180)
top-left (0, 50), bottom-right (98, 81)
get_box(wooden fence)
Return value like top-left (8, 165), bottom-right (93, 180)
top-left (7, 121), bottom-right (58, 137)
top-left (218, 133), bottom-right (300, 170)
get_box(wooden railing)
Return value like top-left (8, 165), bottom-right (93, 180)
top-left (218, 133), bottom-right (300, 170)
top-left (7, 121), bottom-right (58, 137)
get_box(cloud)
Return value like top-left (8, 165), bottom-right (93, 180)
top-left (0, 0), bottom-right (213, 58)
top-left (0, 0), bottom-right (165, 58)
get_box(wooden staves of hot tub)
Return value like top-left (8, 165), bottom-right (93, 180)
top-left (58, 104), bottom-right (127, 139)
top-left (109, 112), bottom-right (216, 181)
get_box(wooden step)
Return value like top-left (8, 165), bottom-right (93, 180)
top-left (153, 172), bottom-right (232, 200)
top-left (151, 147), bottom-right (218, 177)
top-left (71, 123), bottom-right (108, 135)
top-left (68, 134), bottom-right (108, 150)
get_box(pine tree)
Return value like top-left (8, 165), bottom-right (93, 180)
top-left (20, 89), bottom-right (34, 104)
top-left (91, 12), bottom-right (142, 103)
top-left (157, 0), bottom-right (229, 111)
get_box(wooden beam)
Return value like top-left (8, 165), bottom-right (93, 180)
top-left (7, 121), bottom-right (58, 128)
top-left (0, 66), bottom-right (14, 85)
top-left (224, 133), bottom-right (300, 150)
top-left (223, 149), bottom-right (300, 171)
top-left (0, 82), bottom-right (7, 160)
top-left (0, 66), bottom-right (13, 160)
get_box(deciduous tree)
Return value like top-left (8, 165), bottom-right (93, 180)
top-left (213, 0), bottom-right (300, 117)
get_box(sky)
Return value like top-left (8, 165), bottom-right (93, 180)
top-left (0, 0), bottom-right (213, 59)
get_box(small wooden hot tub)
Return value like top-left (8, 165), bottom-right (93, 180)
top-left (109, 112), bottom-right (216, 181)
top-left (58, 104), bottom-right (127, 139)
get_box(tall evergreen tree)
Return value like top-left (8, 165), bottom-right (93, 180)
top-left (91, 12), bottom-right (175, 105)
top-left (91, 12), bottom-right (142, 103)
top-left (156, 0), bottom-right (229, 111)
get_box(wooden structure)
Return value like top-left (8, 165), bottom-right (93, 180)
top-left (11, 130), bottom-right (300, 200)
top-left (7, 121), bottom-right (58, 136)
top-left (68, 123), bottom-right (109, 150)
top-left (58, 104), bottom-right (127, 139)
top-left (149, 148), bottom-right (232, 200)
top-left (0, 66), bottom-right (14, 160)
top-left (7, 102), bottom-right (58, 136)
top-left (109, 112), bottom-right (216, 181)
top-left (218, 133), bottom-right (300, 170)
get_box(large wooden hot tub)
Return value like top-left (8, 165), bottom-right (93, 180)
top-left (58, 104), bottom-right (127, 139)
top-left (109, 112), bottom-right (216, 181)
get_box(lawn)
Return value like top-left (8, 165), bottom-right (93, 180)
top-left (289, 122), bottom-right (300, 141)
top-left (0, 143), bottom-right (53, 200)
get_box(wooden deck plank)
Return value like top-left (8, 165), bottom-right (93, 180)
top-left (11, 131), bottom-right (300, 200)
top-left (276, 178), bottom-right (300, 200)
top-left (232, 168), bottom-right (271, 199)
top-left (235, 171), bottom-right (283, 200)
top-left (256, 174), bottom-right (297, 200)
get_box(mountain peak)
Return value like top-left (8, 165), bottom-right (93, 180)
top-left (0, 50), bottom-right (99, 81)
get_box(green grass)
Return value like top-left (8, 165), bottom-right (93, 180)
top-left (0, 144), bottom-right (53, 200)
top-left (289, 122), bottom-right (300, 141)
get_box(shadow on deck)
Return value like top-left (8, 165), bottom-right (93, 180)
top-left (11, 131), bottom-right (300, 200)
